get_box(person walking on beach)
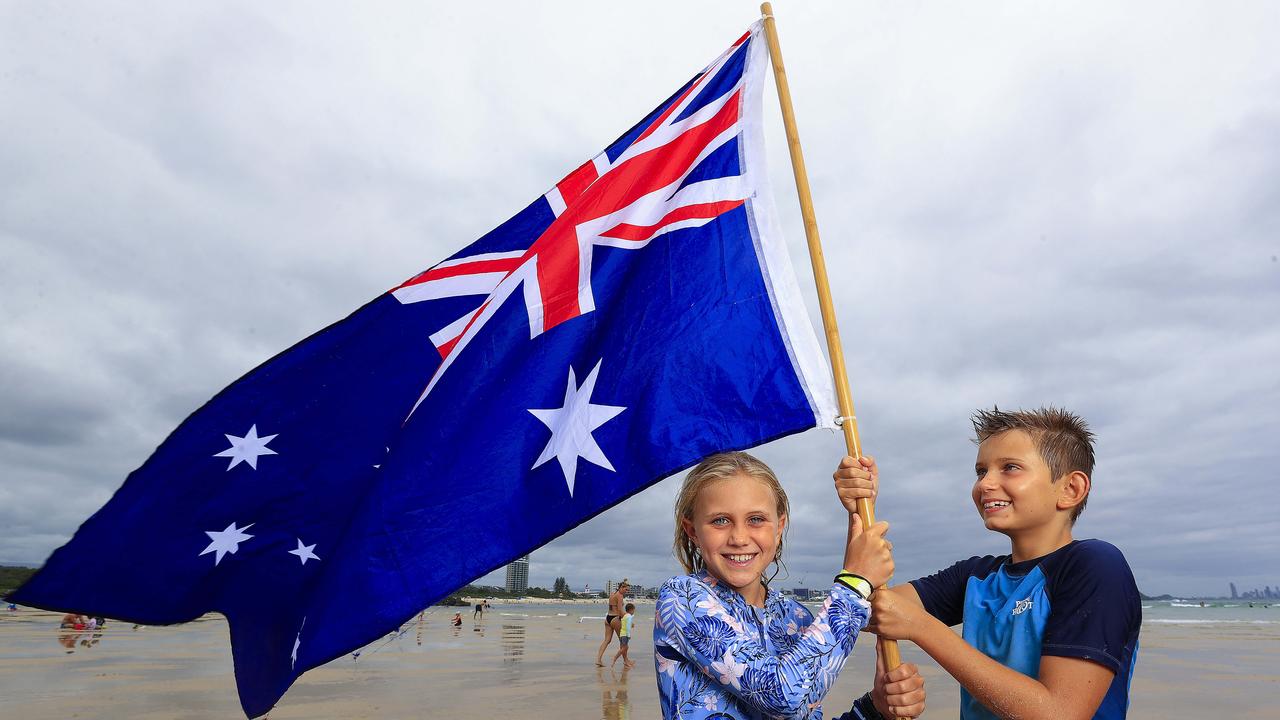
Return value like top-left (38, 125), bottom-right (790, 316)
top-left (474, 598), bottom-right (489, 619)
top-left (653, 451), bottom-right (926, 719)
top-left (611, 602), bottom-right (637, 669)
top-left (595, 579), bottom-right (629, 666)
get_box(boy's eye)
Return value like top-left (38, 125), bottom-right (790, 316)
top-left (1004, 463), bottom-right (1021, 472)
top-left (975, 468), bottom-right (987, 479)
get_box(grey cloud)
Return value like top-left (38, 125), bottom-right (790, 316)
top-left (3, 2), bottom-right (1278, 602)
top-left (0, 360), bottom-right (107, 448)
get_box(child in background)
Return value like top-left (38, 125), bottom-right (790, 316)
top-left (653, 451), bottom-right (926, 720)
top-left (60, 612), bottom-right (86, 630)
top-left (612, 602), bottom-right (637, 668)
top-left (868, 407), bottom-right (1141, 719)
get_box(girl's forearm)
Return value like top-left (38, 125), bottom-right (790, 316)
top-left (842, 514), bottom-right (857, 570)
top-left (911, 618), bottom-right (1055, 720)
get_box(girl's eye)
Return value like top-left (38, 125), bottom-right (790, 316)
top-left (975, 468), bottom-right (987, 479)
top-left (1004, 463), bottom-right (1021, 472)
top-left (749, 516), bottom-right (767, 525)
top-left (710, 517), bottom-right (729, 526)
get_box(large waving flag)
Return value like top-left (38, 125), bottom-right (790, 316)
top-left (10, 21), bottom-right (836, 718)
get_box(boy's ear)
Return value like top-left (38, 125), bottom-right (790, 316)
top-left (1056, 471), bottom-right (1090, 513)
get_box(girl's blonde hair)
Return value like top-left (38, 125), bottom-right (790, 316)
top-left (672, 451), bottom-right (790, 577)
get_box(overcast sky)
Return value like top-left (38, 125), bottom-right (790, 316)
top-left (2, 1), bottom-right (1277, 600)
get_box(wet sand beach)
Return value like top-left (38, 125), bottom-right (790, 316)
top-left (1, 605), bottom-right (1276, 718)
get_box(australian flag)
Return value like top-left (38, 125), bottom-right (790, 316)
top-left (10, 21), bottom-right (836, 718)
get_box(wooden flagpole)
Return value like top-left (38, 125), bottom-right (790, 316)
top-left (758, 2), bottom-right (904, 673)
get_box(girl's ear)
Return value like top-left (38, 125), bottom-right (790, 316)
top-left (778, 513), bottom-right (788, 535)
top-left (680, 517), bottom-right (696, 541)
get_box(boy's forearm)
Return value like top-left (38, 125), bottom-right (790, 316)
top-left (911, 618), bottom-right (1058, 720)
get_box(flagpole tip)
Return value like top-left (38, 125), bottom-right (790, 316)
top-left (760, 3), bottom-right (774, 19)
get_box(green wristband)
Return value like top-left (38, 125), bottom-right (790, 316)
top-left (837, 571), bottom-right (874, 588)
top-left (834, 573), bottom-right (873, 600)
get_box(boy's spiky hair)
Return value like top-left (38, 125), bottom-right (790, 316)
top-left (971, 406), bottom-right (1097, 523)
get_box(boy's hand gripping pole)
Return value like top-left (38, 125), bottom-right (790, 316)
top-left (759, 3), bottom-right (904, 673)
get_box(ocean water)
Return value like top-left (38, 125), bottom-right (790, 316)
top-left (1139, 599), bottom-right (1280, 625)
top-left (473, 598), bottom-right (1280, 628)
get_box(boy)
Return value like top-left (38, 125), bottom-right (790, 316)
top-left (610, 602), bottom-right (636, 669)
top-left (864, 407), bottom-right (1140, 719)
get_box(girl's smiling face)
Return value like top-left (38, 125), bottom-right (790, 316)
top-left (681, 473), bottom-right (786, 607)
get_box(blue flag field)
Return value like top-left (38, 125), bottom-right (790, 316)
top-left (10, 21), bottom-right (837, 717)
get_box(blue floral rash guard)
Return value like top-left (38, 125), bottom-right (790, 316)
top-left (653, 570), bottom-right (871, 719)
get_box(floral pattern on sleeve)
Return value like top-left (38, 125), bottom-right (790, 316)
top-left (653, 570), bottom-right (870, 719)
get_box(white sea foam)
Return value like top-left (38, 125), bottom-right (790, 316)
top-left (1144, 618), bottom-right (1280, 625)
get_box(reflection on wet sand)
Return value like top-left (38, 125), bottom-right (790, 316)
top-left (596, 666), bottom-right (632, 720)
top-left (56, 629), bottom-right (105, 653)
top-left (56, 627), bottom-right (83, 653)
top-left (501, 624), bottom-right (525, 664)
top-left (56, 617), bottom-right (107, 654)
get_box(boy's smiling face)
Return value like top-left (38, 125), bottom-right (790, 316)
top-left (972, 429), bottom-right (1063, 536)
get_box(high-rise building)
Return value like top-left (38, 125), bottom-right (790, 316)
top-left (505, 555), bottom-right (529, 594)
top-left (1230, 582), bottom-right (1238, 599)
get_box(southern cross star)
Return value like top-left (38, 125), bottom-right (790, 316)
top-left (214, 424), bottom-right (278, 470)
top-left (529, 359), bottom-right (625, 496)
top-left (288, 539), bottom-right (320, 565)
top-left (199, 522), bottom-right (254, 565)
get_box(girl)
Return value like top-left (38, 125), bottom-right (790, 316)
top-left (653, 451), bottom-right (916, 719)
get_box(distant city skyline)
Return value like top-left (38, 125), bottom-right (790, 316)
top-left (473, 564), bottom-right (1276, 600)
top-left (1229, 582), bottom-right (1277, 600)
